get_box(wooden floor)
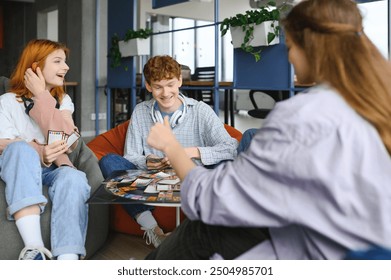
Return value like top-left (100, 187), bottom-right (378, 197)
top-left (89, 232), bottom-right (153, 260)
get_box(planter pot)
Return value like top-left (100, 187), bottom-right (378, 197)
top-left (118, 38), bottom-right (150, 57)
top-left (230, 21), bottom-right (279, 48)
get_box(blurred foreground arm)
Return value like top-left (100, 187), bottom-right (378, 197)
top-left (147, 116), bottom-right (196, 181)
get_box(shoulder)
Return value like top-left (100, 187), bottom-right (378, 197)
top-left (263, 84), bottom-right (356, 145)
top-left (59, 93), bottom-right (74, 111)
top-left (0, 92), bottom-right (19, 105)
top-left (130, 100), bottom-right (155, 127)
top-left (135, 99), bottom-right (154, 111)
top-left (61, 93), bottom-right (72, 103)
top-left (182, 94), bottom-right (198, 106)
top-left (60, 93), bottom-right (73, 105)
top-left (270, 84), bottom-right (353, 123)
top-left (0, 92), bottom-right (18, 100)
top-left (132, 99), bottom-right (153, 117)
top-left (183, 93), bottom-right (214, 111)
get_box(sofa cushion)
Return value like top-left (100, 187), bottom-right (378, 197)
top-left (224, 124), bottom-right (242, 142)
top-left (87, 120), bottom-right (129, 160)
top-left (0, 76), bottom-right (10, 95)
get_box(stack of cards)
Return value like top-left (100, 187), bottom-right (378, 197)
top-left (47, 130), bottom-right (80, 148)
top-left (130, 178), bottom-right (153, 187)
top-left (146, 157), bottom-right (164, 163)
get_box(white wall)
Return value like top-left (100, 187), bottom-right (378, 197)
top-left (138, 0), bottom-right (255, 28)
top-left (359, 1), bottom-right (388, 58)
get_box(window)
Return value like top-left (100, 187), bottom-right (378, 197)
top-left (37, 8), bottom-right (58, 41)
top-left (358, 0), bottom-right (389, 58)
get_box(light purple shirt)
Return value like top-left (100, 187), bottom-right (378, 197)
top-left (181, 84), bottom-right (391, 259)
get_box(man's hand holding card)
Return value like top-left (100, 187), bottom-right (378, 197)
top-left (146, 154), bottom-right (170, 170)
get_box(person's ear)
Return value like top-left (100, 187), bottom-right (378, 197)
top-left (32, 62), bottom-right (38, 72)
top-left (178, 75), bottom-right (183, 87)
top-left (145, 82), bottom-right (152, 93)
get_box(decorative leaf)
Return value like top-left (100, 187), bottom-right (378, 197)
top-left (267, 32), bottom-right (276, 44)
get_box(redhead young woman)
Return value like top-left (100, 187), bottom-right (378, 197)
top-left (0, 39), bottom-right (90, 260)
top-left (145, 0), bottom-right (391, 259)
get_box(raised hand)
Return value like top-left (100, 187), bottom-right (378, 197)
top-left (147, 116), bottom-right (196, 181)
top-left (147, 116), bottom-right (176, 152)
top-left (24, 66), bottom-right (46, 96)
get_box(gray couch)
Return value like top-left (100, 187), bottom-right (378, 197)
top-left (0, 77), bottom-right (109, 259)
top-left (0, 76), bottom-right (10, 95)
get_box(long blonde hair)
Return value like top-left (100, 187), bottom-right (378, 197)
top-left (9, 39), bottom-right (69, 103)
top-left (282, 0), bottom-right (391, 155)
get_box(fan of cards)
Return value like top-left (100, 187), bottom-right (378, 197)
top-left (47, 130), bottom-right (80, 148)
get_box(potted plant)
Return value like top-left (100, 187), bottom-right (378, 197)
top-left (108, 28), bottom-right (153, 68)
top-left (220, 1), bottom-right (286, 62)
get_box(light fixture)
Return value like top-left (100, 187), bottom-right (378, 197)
top-left (249, 0), bottom-right (300, 9)
top-left (4, 0), bottom-right (35, 2)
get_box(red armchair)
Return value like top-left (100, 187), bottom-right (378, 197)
top-left (87, 120), bottom-right (242, 236)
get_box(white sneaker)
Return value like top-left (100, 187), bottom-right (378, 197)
top-left (141, 226), bottom-right (170, 248)
top-left (18, 247), bottom-right (53, 260)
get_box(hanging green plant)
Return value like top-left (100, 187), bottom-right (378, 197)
top-left (220, 1), bottom-right (287, 62)
top-left (108, 28), bottom-right (153, 69)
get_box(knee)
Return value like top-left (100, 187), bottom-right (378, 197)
top-left (56, 168), bottom-right (90, 197)
top-left (3, 141), bottom-right (39, 160)
top-left (242, 128), bottom-right (257, 139)
top-left (100, 153), bottom-right (120, 162)
top-left (99, 153), bottom-right (126, 178)
top-left (58, 167), bottom-right (88, 187)
top-left (99, 153), bottom-right (120, 168)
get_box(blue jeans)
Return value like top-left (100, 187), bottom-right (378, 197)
top-left (0, 141), bottom-right (90, 257)
top-left (237, 128), bottom-right (257, 154)
top-left (205, 128), bottom-right (257, 169)
top-left (99, 153), bottom-right (154, 218)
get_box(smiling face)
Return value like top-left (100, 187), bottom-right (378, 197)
top-left (42, 49), bottom-right (69, 91)
top-left (146, 76), bottom-right (183, 113)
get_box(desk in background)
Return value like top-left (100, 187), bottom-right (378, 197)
top-left (107, 81), bottom-right (235, 129)
top-left (105, 81), bottom-right (315, 131)
top-left (181, 81), bottom-right (235, 127)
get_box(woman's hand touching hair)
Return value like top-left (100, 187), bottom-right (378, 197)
top-left (24, 66), bottom-right (46, 97)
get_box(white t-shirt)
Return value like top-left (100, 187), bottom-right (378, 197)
top-left (0, 92), bottom-right (74, 144)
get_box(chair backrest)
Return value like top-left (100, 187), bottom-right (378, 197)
top-left (0, 76), bottom-right (10, 96)
top-left (181, 64), bottom-right (191, 82)
top-left (247, 89), bottom-right (284, 119)
top-left (190, 67), bottom-right (215, 105)
top-left (191, 66), bottom-right (215, 81)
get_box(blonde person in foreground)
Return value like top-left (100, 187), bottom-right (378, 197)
top-left (0, 39), bottom-right (90, 260)
top-left (145, 0), bottom-right (391, 259)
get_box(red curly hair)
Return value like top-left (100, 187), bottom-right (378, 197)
top-left (143, 55), bottom-right (181, 85)
top-left (9, 39), bottom-right (69, 103)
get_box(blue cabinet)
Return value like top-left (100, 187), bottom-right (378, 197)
top-left (233, 35), bottom-right (291, 90)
